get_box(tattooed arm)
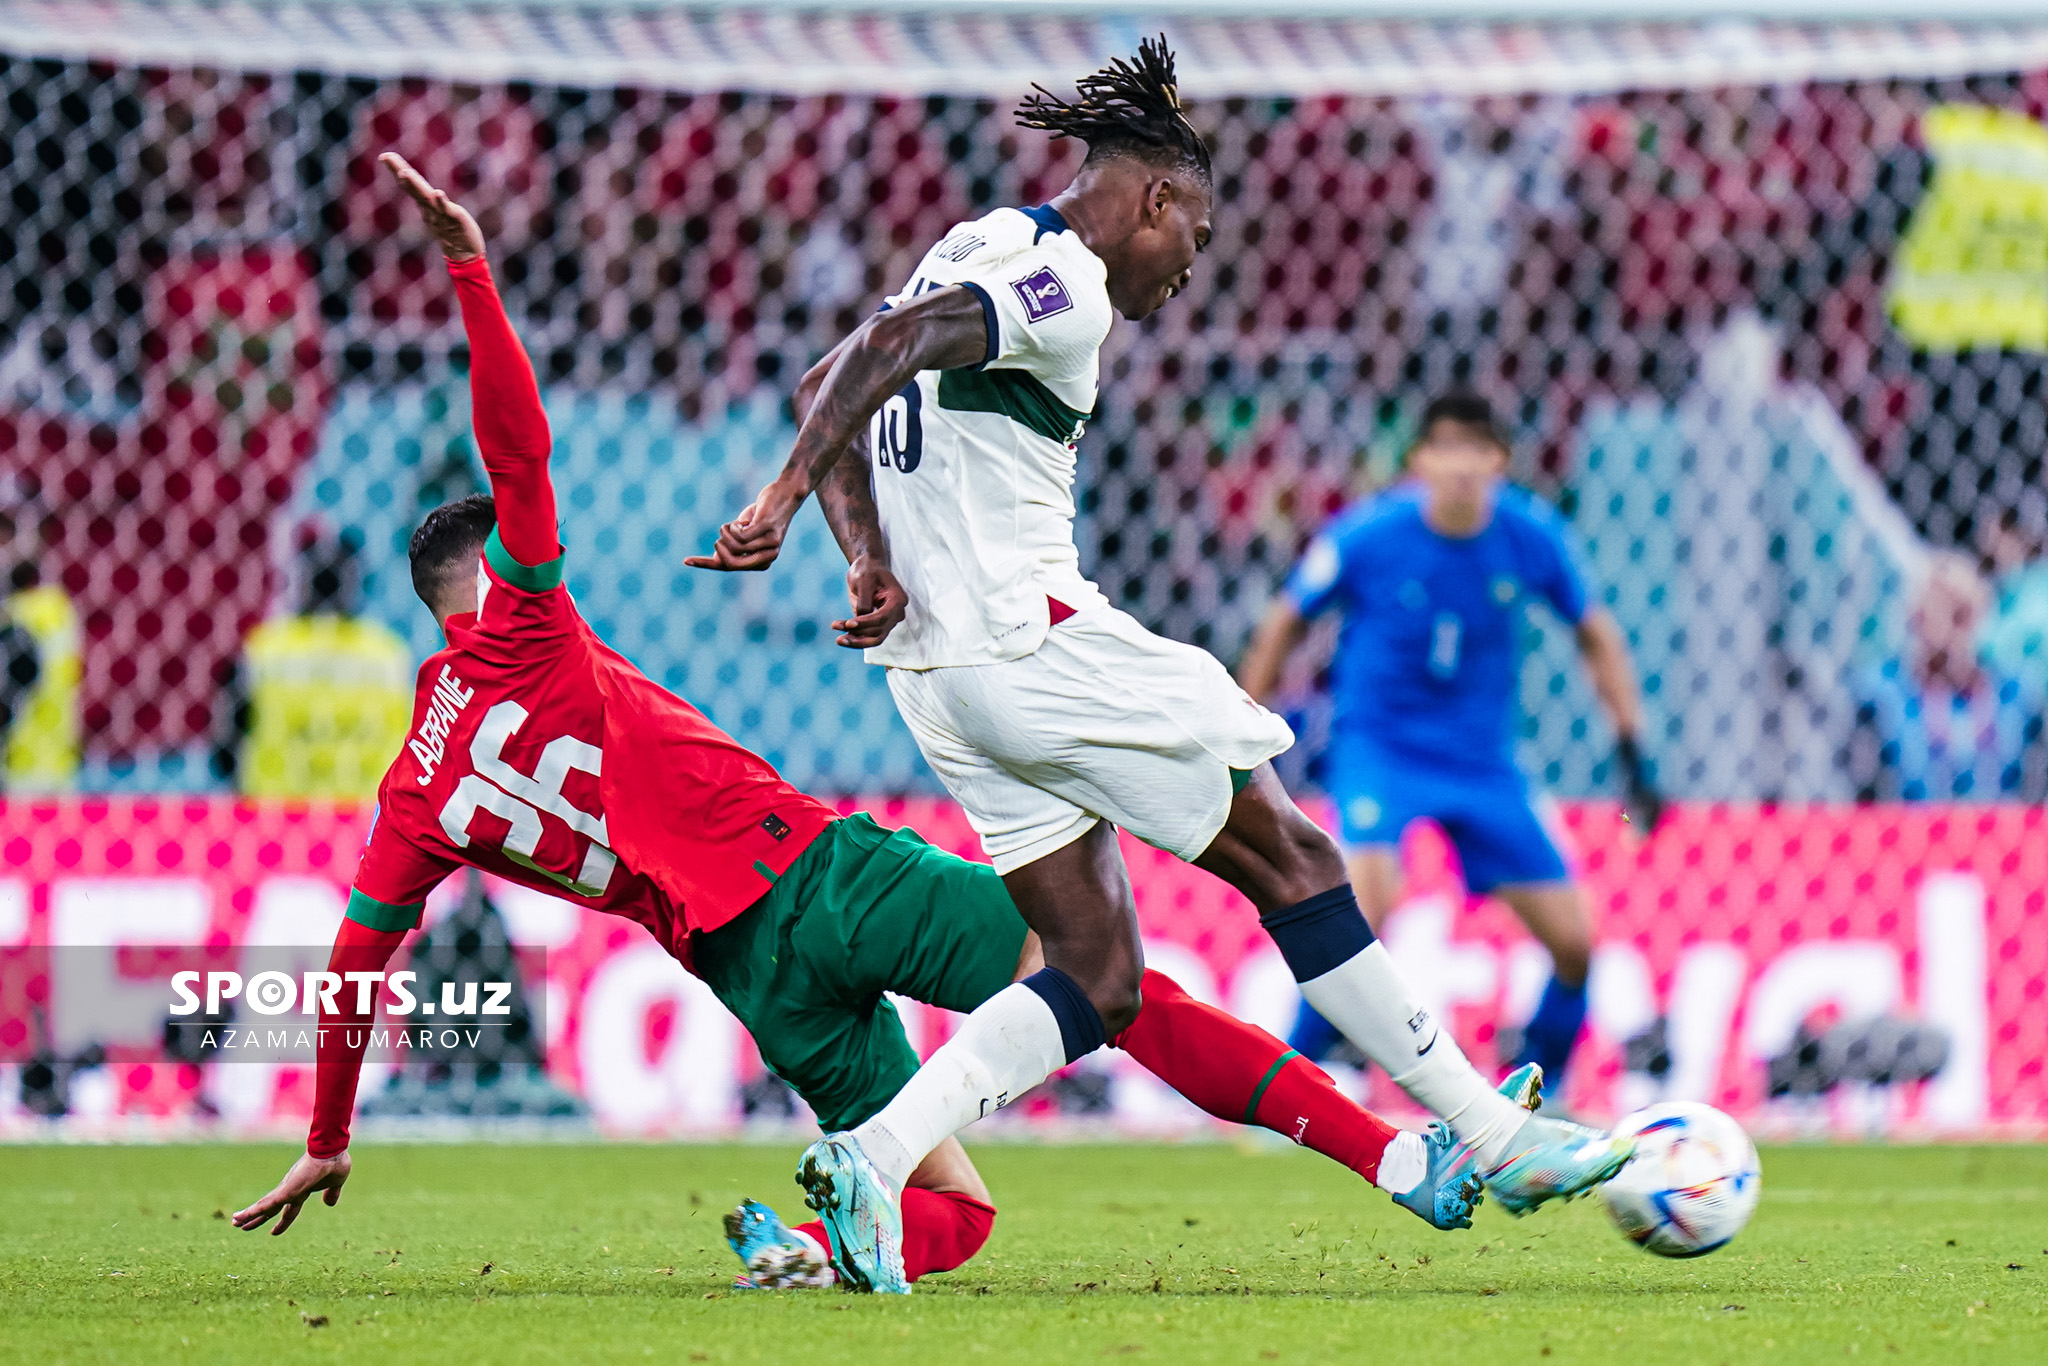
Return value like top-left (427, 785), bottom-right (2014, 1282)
top-left (685, 285), bottom-right (986, 574)
top-left (815, 428), bottom-right (907, 649)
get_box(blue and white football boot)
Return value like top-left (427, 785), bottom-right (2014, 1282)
top-left (795, 1134), bottom-right (910, 1294)
top-left (1389, 1067), bottom-right (1548, 1229)
top-left (1389, 1121), bottom-right (1485, 1230)
top-left (1480, 1114), bottom-right (1636, 1216)
top-left (724, 1198), bottom-right (835, 1290)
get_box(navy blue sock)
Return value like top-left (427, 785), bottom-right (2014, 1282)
top-left (1020, 965), bottom-right (1107, 1065)
top-left (1259, 885), bottom-right (1376, 983)
top-left (1513, 975), bottom-right (1589, 1084)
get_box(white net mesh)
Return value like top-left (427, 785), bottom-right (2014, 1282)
top-left (1, 7), bottom-right (2046, 804)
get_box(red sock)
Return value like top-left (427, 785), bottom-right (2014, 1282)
top-left (1115, 968), bottom-right (1399, 1185)
top-left (795, 1187), bottom-right (995, 1283)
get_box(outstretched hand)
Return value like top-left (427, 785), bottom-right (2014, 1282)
top-left (834, 560), bottom-right (908, 649)
top-left (379, 152), bottom-right (486, 263)
top-left (684, 479), bottom-right (806, 573)
top-left (231, 1149), bottom-right (352, 1236)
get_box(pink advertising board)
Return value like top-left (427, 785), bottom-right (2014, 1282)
top-left (1, 796), bottom-right (2041, 1137)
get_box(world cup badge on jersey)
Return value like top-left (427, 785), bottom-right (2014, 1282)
top-left (1012, 266), bottom-right (1073, 322)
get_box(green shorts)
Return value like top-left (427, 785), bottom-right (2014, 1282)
top-left (693, 813), bottom-right (1029, 1133)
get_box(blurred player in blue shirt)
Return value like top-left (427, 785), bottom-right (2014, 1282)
top-left (1239, 394), bottom-right (1662, 1093)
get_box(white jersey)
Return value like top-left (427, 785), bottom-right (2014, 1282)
top-left (864, 205), bottom-right (1114, 669)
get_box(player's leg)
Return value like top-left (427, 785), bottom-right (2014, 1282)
top-left (1445, 782), bottom-right (1591, 1089)
top-left (1194, 768), bottom-right (1524, 1148)
top-left (1492, 881), bottom-right (1593, 1085)
top-left (880, 607), bottom-right (1624, 1208)
top-left (1287, 750), bottom-right (1408, 1059)
top-left (1195, 765), bottom-right (1632, 1211)
top-left (726, 809), bottom-right (1061, 1291)
top-left (717, 998), bottom-right (1000, 1291)
top-left (803, 809), bottom-right (1484, 1228)
top-left (693, 832), bottom-right (1002, 1292)
top-left (1345, 847), bottom-right (1405, 928)
top-left (1116, 968), bottom-right (1490, 1229)
top-left (830, 665), bottom-right (1140, 1216)
top-left (760, 1138), bottom-right (996, 1291)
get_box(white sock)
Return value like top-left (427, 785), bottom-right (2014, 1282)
top-left (1372, 1129), bottom-right (1430, 1195)
top-left (1298, 942), bottom-right (1528, 1170)
top-left (848, 982), bottom-right (1068, 1192)
top-left (790, 1227), bottom-right (828, 1264)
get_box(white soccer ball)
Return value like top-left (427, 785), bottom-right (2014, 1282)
top-left (1599, 1102), bottom-right (1761, 1258)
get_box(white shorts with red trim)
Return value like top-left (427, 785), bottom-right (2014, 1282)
top-left (885, 604), bottom-right (1296, 874)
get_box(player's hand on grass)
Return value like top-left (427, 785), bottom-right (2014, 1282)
top-left (834, 558), bottom-right (908, 648)
top-left (232, 1149), bottom-right (352, 1236)
top-left (379, 152), bottom-right (485, 263)
top-left (684, 478), bottom-right (805, 572)
top-left (1615, 735), bottom-right (1666, 834)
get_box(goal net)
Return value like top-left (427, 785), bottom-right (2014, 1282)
top-left (2, 5), bottom-right (2046, 1133)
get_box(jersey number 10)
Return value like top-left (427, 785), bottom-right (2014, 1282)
top-left (437, 700), bottom-right (618, 896)
top-left (872, 381), bottom-right (923, 473)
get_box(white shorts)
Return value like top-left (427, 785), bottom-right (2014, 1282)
top-left (886, 605), bottom-right (1296, 874)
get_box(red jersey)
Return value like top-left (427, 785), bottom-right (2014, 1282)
top-left (351, 557), bottom-right (834, 963)
top-left (345, 258), bottom-right (834, 966)
top-left (308, 254), bottom-right (833, 1159)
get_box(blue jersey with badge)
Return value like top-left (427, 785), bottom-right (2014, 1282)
top-left (1286, 483), bottom-right (1590, 774)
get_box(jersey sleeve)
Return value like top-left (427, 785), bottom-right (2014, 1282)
top-left (962, 246), bottom-right (1112, 384)
top-left (1285, 526), bottom-right (1349, 619)
top-left (346, 799), bottom-right (457, 932)
top-left (1524, 502), bottom-right (1592, 625)
top-left (448, 255), bottom-right (562, 576)
top-left (307, 917), bottom-right (407, 1157)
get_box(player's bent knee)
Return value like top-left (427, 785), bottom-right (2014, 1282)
top-left (1264, 817), bottom-right (1348, 907)
top-left (1098, 982), bottom-right (1143, 1039)
top-left (1078, 958), bottom-right (1143, 1038)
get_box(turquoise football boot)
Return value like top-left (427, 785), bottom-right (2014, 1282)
top-left (1497, 1062), bottom-right (1544, 1113)
top-left (724, 1198), bottom-right (834, 1289)
top-left (795, 1134), bottom-right (909, 1294)
top-left (1389, 1121), bottom-right (1485, 1229)
top-left (1388, 1067), bottom-right (1546, 1229)
top-left (1480, 1115), bottom-right (1636, 1216)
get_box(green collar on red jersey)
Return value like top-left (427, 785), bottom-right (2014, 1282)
top-left (484, 526), bottom-right (565, 592)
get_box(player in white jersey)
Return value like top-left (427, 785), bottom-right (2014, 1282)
top-left (690, 38), bottom-right (1633, 1291)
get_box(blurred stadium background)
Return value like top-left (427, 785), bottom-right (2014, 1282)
top-left (0, 0), bottom-right (2045, 1143)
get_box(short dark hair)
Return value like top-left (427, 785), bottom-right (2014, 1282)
top-left (1418, 393), bottom-right (1511, 454)
top-left (1015, 35), bottom-right (1211, 185)
top-left (408, 494), bottom-right (495, 607)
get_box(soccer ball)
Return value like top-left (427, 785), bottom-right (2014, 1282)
top-left (1598, 1102), bottom-right (1760, 1258)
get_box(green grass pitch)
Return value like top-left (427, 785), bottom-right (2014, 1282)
top-left (4, 1141), bottom-right (2043, 1363)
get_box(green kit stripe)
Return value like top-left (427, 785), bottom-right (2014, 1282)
top-left (936, 367), bottom-right (1091, 444)
top-left (752, 859), bottom-right (779, 885)
top-left (1242, 1048), bottom-right (1302, 1125)
top-left (345, 889), bottom-right (425, 933)
top-left (484, 526), bottom-right (565, 592)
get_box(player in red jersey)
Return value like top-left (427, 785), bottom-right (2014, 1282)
top-left (229, 155), bottom-right (1496, 1290)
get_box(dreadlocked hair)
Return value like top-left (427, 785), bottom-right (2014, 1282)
top-left (1015, 35), bottom-right (1211, 183)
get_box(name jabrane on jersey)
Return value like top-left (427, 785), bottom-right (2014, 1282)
top-left (410, 664), bottom-right (476, 784)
